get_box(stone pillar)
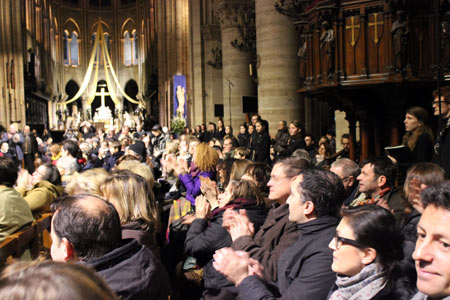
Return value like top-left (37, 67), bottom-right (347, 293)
top-left (215, 0), bottom-right (256, 130)
top-left (258, 1), bottom-right (303, 137)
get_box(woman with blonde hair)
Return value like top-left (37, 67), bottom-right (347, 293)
top-left (65, 168), bottom-right (109, 196)
top-left (116, 159), bottom-right (155, 188)
top-left (178, 143), bottom-right (219, 205)
top-left (100, 169), bottom-right (160, 256)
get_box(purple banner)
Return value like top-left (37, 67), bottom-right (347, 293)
top-left (173, 75), bottom-right (187, 119)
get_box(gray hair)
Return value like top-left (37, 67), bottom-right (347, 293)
top-left (331, 158), bottom-right (360, 179)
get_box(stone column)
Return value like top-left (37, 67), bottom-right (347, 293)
top-left (258, 1), bottom-right (303, 136)
top-left (215, 0), bottom-right (256, 131)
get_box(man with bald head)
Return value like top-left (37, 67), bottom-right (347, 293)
top-left (50, 194), bottom-right (170, 300)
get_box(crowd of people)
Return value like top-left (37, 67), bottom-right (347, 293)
top-left (0, 86), bottom-right (449, 300)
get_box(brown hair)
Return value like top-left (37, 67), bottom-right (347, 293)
top-left (230, 180), bottom-right (264, 206)
top-left (432, 86), bottom-right (450, 103)
top-left (194, 143), bottom-right (219, 172)
top-left (403, 162), bottom-right (446, 199)
top-left (230, 159), bottom-right (253, 181)
top-left (402, 106), bottom-right (433, 151)
top-left (0, 261), bottom-right (118, 300)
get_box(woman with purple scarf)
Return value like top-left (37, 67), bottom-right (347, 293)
top-left (178, 143), bottom-right (218, 206)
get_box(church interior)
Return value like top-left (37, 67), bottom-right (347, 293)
top-left (0, 0), bottom-right (449, 161)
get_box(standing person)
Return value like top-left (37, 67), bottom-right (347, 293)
top-left (279, 120), bottom-right (306, 158)
top-left (1, 123), bottom-right (23, 169)
top-left (251, 121), bottom-right (271, 164)
top-left (272, 121), bottom-right (289, 159)
top-left (238, 123), bottom-right (250, 148)
top-left (397, 107), bottom-right (434, 165)
top-left (22, 125), bottom-right (38, 173)
top-left (204, 122), bottom-right (217, 143)
top-left (225, 126), bottom-right (239, 147)
top-left (432, 86), bottom-right (450, 175)
top-left (217, 119), bottom-right (226, 141)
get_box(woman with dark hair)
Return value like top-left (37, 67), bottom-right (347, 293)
top-left (225, 125), bottom-right (239, 147)
top-left (238, 123), bottom-right (250, 148)
top-left (15, 163), bottom-right (63, 215)
top-left (241, 162), bottom-right (272, 196)
top-left (315, 142), bottom-right (333, 169)
top-left (279, 120), bottom-right (306, 158)
top-left (402, 107), bottom-right (433, 164)
top-left (217, 119), bottom-right (226, 141)
top-left (327, 205), bottom-right (414, 300)
top-left (185, 180), bottom-right (267, 297)
top-left (251, 121), bottom-right (271, 164)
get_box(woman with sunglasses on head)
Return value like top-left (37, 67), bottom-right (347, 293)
top-left (327, 205), bottom-right (414, 300)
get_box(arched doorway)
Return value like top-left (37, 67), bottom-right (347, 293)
top-left (123, 79), bottom-right (139, 113)
top-left (91, 80), bottom-right (116, 117)
top-left (65, 80), bottom-right (82, 115)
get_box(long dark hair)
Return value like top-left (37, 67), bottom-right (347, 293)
top-left (341, 205), bottom-right (403, 280)
top-left (402, 106), bottom-right (433, 151)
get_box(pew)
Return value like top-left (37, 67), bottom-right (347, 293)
top-left (0, 213), bottom-right (52, 267)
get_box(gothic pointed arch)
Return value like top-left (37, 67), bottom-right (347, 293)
top-left (123, 79), bottom-right (139, 111)
top-left (121, 18), bottom-right (137, 65)
top-left (65, 80), bottom-right (82, 115)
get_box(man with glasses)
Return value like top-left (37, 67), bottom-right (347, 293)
top-left (223, 157), bottom-right (311, 283)
top-left (215, 168), bottom-right (345, 300)
top-left (432, 86), bottom-right (450, 176)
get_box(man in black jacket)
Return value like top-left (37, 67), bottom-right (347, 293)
top-left (432, 86), bottom-right (450, 176)
top-left (50, 194), bottom-right (170, 300)
top-left (213, 168), bottom-right (345, 300)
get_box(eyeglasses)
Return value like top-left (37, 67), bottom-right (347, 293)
top-left (432, 101), bottom-right (450, 107)
top-left (332, 233), bottom-right (363, 249)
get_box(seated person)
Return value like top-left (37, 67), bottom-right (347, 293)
top-left (411, 181), bottom-right (450, 300)
top-left (327, 205), bottom-right (414, 299)
top-left (0, 157), bottom-right (33, 243)
top-left (0, 260), bottom-right (118, 300)
top-left (213, 169), bottom-right (345, 300)
top-left (15, 163), bottom-right (63, 216)
top-left (50, 194), bottom-right (170, 300)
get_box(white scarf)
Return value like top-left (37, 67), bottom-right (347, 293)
top-left (329, 263), bottom-right (387, 300)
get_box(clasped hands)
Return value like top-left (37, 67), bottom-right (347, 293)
top-left (222, 208), bottom-right (255, 241)
top-left (213, 247), bottom-right (264, 286)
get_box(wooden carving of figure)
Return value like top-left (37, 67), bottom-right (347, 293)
top-left (442, 16), bottom-right (450, 71)
top-left (320, 21), bottom-right (335, 78)
top-left (391, 11), bottom-right (409, 72)
top-left (298, 40), bottom-right (307, 80)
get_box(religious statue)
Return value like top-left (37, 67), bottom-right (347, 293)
top-left (176, 85), bottom-right (186, 117)
top-left (391, 11), bottom-right (409, 72)
top-left (298, 40), bottom-right (307, 80)
top-left (442, 13), bottom-right (450, 71)
top-left (320, 21), bottom-right (335, 78)
top-left (123, 111), bottom-right (135, 128)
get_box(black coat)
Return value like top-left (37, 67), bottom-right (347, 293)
top-left (185, 203), bottom-right (267, 291)
top-left (85, 239), bottom-right (170, 300)
top-left (238, 132), bottom-right (251, 148)
top-left (237, 216), bottom-right (339, 300)
top-left (251, 131), bottom-right (271, 164)
top-left (280, 134), bottom-right (306, 157)
top-left (434, 117), bottom-right (450, 176)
